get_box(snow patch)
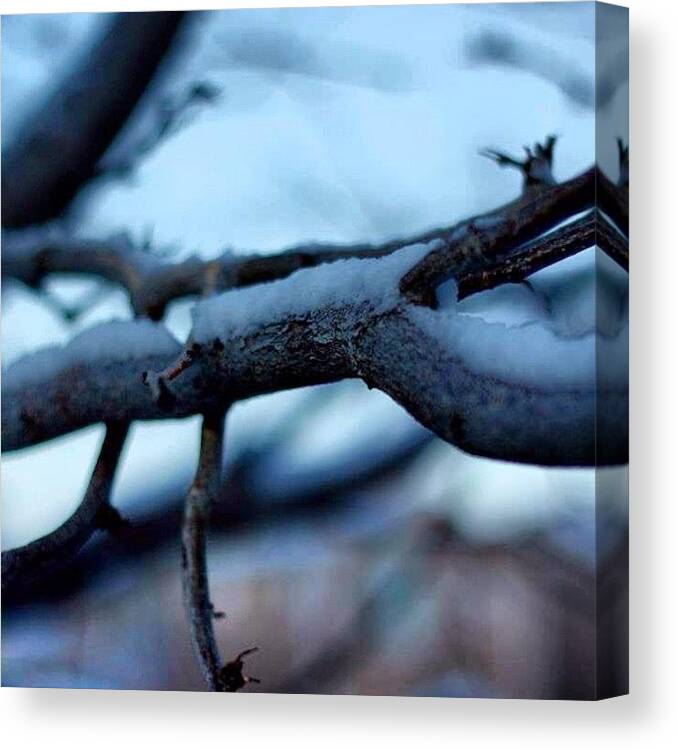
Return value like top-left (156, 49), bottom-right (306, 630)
top-left (409, 303), bottom-right (627, 390)
top-left (190, 240), bottom-right (437, 343)
top-left (3, 320), bottom-right (180, 390)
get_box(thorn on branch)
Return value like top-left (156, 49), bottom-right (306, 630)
top-left (219, 647), bottom-right (261, 692)
top-left (141, 370), bottom-right (177, 411)
top-left (481, 134), bottom-right (557, 189)
top-left (143, 342), bottom-right (205, 408)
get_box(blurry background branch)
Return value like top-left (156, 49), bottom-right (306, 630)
top-left (1, 11), bottom-right (188, 227)
top-left (466, 29), bottom-right (628, 110)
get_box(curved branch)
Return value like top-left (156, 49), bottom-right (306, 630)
top-left (2, 137), bottom-right (628, 465)
top-left (1, 421), bottom-right (129, 592)
top-left (2, 230), bottom-right (627, 466)
top-left (181, 409), bottom-right (258, 691)
top-left (2, 12), bottom-right (187, 227)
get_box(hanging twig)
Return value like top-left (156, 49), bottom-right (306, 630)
top-left (181, 408), bottom-right (259, 691)
top-left (1, 421), bottom-right (130, 591)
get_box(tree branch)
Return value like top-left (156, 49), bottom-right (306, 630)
top-left (399, 167), bottom-right (594, 306)
top-left (2, 138), bottom-right (628, 466)
top-left (2, 11), bottom-right (187, 227)
top-left (456, 210), bottom-right (627, 298)
top-left (181, 409), bottom-right (259, 691)
top-left (3, 168), bottom-right (600, 319)
top-left (1, 421), bottom-right (129, 591)
top-left (3, 138), bottom-right (628, 322)
top-left (2, 231), bottom-right (627, 467)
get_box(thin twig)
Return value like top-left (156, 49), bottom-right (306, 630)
top-left (1, 421), bottom-right (130, 591)
top-left (457, 212), bottom-right (596, 299)
top-left (181, 409), bottom-right (258, 691)
top-left (3, 167), bottom-right (622, 320)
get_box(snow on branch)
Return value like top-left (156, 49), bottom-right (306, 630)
top-left (2, 137), bottom-right (628, 466)
top-left (1, 137), bottom-right (629, 685)
top-left (2, 225), bottom-right (627, 467)
top-left (3, 160), bottom-right (624, 321)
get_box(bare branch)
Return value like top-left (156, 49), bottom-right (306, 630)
top-left (480, 135), bottom-right (557, 190)
top-left (456, 211), bottom-right (621, 299)
top-left (1, 421), bottom-right (129, 592)
top-left (181, 409), bottom-right (258, 691)
top-left (2, 12), bottom-right (187, 227)
top-left (399, 165), bottom-right (594, 306)
top-left (96, 80), bottom-right (221, 180)
top-left (3, 165), bottom-right (598, 319)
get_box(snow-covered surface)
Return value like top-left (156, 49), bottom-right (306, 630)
top-left (432, 245), bottom-right (628, 389)
top-left (190, 240), bottom-right (435, 342)
top-left (1, 4), bottom-right (627, 553)
top-left (2, 320), bottom-right (180, 391)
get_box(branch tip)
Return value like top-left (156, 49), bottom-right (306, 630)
top-left (482, 134), bottom-right (557, 189)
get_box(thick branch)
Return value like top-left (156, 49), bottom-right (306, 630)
top-left (181, 409), bottom-right (258, 692)
top-left (2, 12), bottom-right (187, 227)
top-left (2, 234), bottom-right (627, 466)
top-left (1, 421), bottom-right (129, 592)
top-left (2, 137), bottom-right (628, 465)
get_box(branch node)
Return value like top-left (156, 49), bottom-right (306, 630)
top-left (143, 343), bottom-right (206, 408)
top-left (142, 370), bottom-right (177, 410)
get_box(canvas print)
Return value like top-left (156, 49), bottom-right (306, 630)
top-left (1, 2), bottom-right (628, 698)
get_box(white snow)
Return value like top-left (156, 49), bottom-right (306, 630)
top-left (190, 240), bottom-right (436, 343)
top-left (3, 320), bottom-right (180, 391)
top-left (430, 244), bottom-right (628, 390)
